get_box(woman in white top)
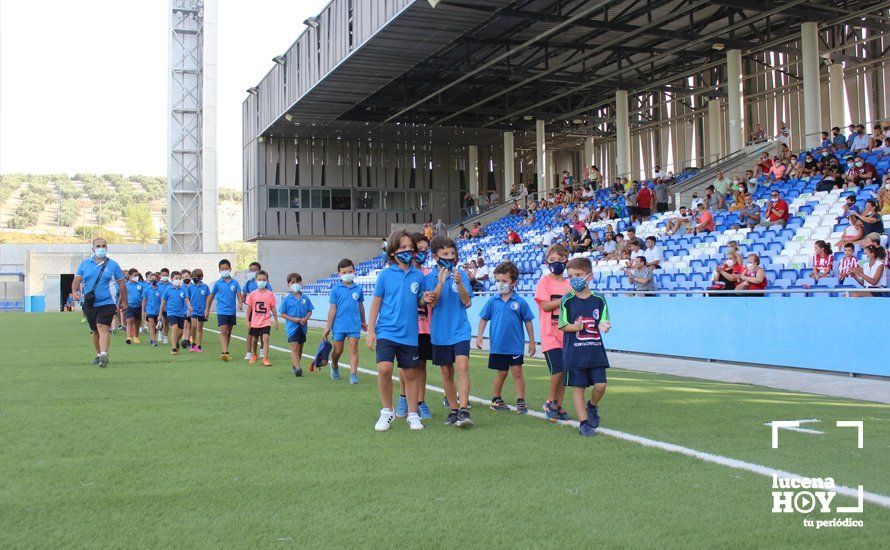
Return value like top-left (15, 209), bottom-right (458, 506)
top-left (850, 245), bottom-right (887, 297)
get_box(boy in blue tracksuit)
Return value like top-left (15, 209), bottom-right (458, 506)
top-left (124, 268), bottom-right (145, 345)
top-left (367, 230), bottom-right (430, 432)
top-left (243, 261), bottom-right (273, 360)
top-left (156, 268), bottom-right (172, 345)
top-left (280, 272), bottom-right (314, 377)
top-left (206, 259), bottom-right (242, 362)
top-left (322, 258), bottom-right (366, 385)
top-left (477, 261), bottom-right (536, 414)
top-left (426, 236), bottom-right (474, 428)
top-left (188, 268), bottom-right (210, 353)
top-left (143, 272), bottom-right (162, 346)
top-left (160, 271), bottom-right (192, 356)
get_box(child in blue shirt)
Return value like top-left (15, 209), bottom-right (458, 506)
top-left (426, 236), bottom-right (474, 428)
top-left (156, 268), bottom-right (172, 345)
top-left (280, 273), bottom-right (313, 377)
top-left (124, 268), bottom-right (145, 345)
top-left (206, 259), bottom-right (242, 361)
top-left (188, 268), bottom-right (210, 353)
top-left (159, 271), bottom-right (192, 355)
top-left (476, 261), bottom-right (536, 414)
top-left (367, 230), bottom-right (430, 432)
top-left (143, 272), bottom-right (162, 347)
top-left (322, 258), bottom-right (366, 384)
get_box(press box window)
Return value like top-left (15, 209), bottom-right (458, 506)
top-left (268, 188), bottom-right (289, 208)
top-left (331, 189), bottom-right (352, 210)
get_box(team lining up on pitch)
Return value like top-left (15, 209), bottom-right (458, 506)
top-left (72, 231), bottom-right (612, 437)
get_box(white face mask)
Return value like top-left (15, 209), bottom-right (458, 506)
top-left (495, 281), bottom-right (512, 295)
top-left (220, 270), bottom-right (231, 278)
top-left (171, 279), bottom-right (182, 287)
top-left (247, 271), bottom-right (256, 280)
top-left (290, 283), bottom-right (302, 294)
top-left (746, 263), bottom-right (755, 270)
top-left (130, 276), bottom-right (139, 283)
top-left (161, 275), bottom-right (169, 283)
top-left (726, 259), bottom-right (735, 267)
top-left (340, 273), bottom-right (355, 284)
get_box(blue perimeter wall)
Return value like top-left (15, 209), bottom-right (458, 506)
top-left (302, 293), bottom-right (887, 377)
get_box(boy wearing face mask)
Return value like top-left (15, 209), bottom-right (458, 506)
top-left (244, 270), bottom-right (278, 366)
top-left (187, 269), bottom-right (210, 352)
top-left (124, 268), bottom-right (145, 345)
top-left (206, 259), bottom-right (241, 362)
top-left (535, 244), bottom-right (572, 421)
top-left (144, 272), bottom-right (162, 347)
top-left (243, 261), bottom-right (273, 360)
top-left (160, 271), bottom-right (192, 355)
top-left (426, 236), bottom-right (474, 428)
top-left (157, 268), bottom-right (171, 345)
top-left (558, 257), bottom-right (612, 437)
top-left (396, 234), bottom-right (433, 419)
top-left (322, 259), bottom-right (366, 384)
top-left (281, 273), bottom-right (313, 377)
top-left (179, 269), bottom-right (193, 348)
top-left (477, 261), bottom-right (535, 414)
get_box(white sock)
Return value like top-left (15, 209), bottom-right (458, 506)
top-left (99, 351), bottom-right (107, 356)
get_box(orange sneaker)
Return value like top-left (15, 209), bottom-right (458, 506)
top-left (248, 354), bottom-right (258, 364)
top-left (261, 358), bottom-right (272, 367)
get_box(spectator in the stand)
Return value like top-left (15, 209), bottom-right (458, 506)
top-left (709, 254), bottom-right (743, 291)
top-left (643, 236), bottom-right (662, 269)
top-left (601, 232), bottom-right (616, 257)
top-left (728, 182), bottom-right (749, 213)
top-left (768, 156), bottom-right (787, 182)
top-left (652, 165), bottom-right (664, 180)
top-left (625, 240), bottom-right (644, 266)
top-left (846, 156), bottom-right (877, 188)
top-left (836, 243), bottom-right (858, 283)
top-left (509, 201), bottom-right (521, 216)
top-left (852, 200), bottom-right (885, 246)
top-left (819, 131), bottom-right (832, 149)
top-left (762, 190), bottom-right (789, 227)
top-left (743, 169), bottom-right (759, 195)
top-left (837, 195), bottom-right (860, 223)
top-left (519, 210), bottom-right (535, 228)
top-left (573, 226), bottom-right (593, 254)
top-left (434, 218), bottom-right (447, 238)
top-left (816, 146), bottom-right (838, 169)
top-left (474, 257), bottom-right (490, 291)
top-left (624, 255), bottom-right (656, 296)
top-left (849, 245), bottom-right (887, 297)
top-left (776, 122), bottom-right (790, 146)
top-left (692, 202), bottom-right (715, 235)
top-left (877, 179), bottom-right (890, 215)
top-left (474, 221), bottom-right (487, 238)
top-left (787, 154), bottom-right (804, 179)
top-left (835, 216), bottom-right (863, 249)
top-left (636, 183), bottom-right (654, 220)
top-left (555, 202), bottom-right (574, 222)
top-left (755, 152), bottom-right (773, 177)
top-left (725, 241), bottom-right (744, 266)
top-left (713, 170), bottom-right (730, 199)
top-left (625, 181), bottom-right (640, 223)
top-left (845, 124), bottom-right (858, 148)
top-left (504, 228), bottom-right (522, 245)
top-left (538, 223), bottom-right (558, 248)
top-left (810, 240), bottom-right (834, 282)
top-left (562, 222), bottom-right (580, 244)
top-left (626, 227), bottom-right (645, 250)
top-left (704, 185), bottom-right (720, 211)
top-left (575, 202), bottom-right (591, 223)
top-left (655, 178), bottom-right (670, 213)
top-left (690, 191), bottom-right (703, 210)
top-left (779, 143), bottom-right (793, 162)
top-left (739, 194), bottom-right (762, 229)
top-left (607, 233), bottom-right (627, 261)
top-left (800, 152), bottom-right (819, 178)
top-left (865, 231), bottom-right (890, 251)
top-left (750, 123), bottom-right (766, 143)
top-left (830, 126), bottom-right (847, 150)
top-left (519, 181), bottom-right (528, 197)
top-left (589, 165), bottom-right (601, 187)
top-left (458, 224), bottom-right (471, 239)
top-left (872, 124), bottom-right (885, 149)
top-left (664, 205), bottom-right (693, 236)
top-left (464, 192), bottom-right (476, 211)
top-left (875, 137), bottom-right (890, 154)
top-left (611, 178), bottom-right (624, 194)
top-left (465, 260), bottom-right (478, 289)
top-left (817, 157), bottom-right (844, 191)
top-left (736, 254), bottom-right (767, 294)
top-left (850, 124), bottom-right (871, 152)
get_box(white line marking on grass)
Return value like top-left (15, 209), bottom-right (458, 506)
top-left (765, 419), bottom-right (824, 442)
top-left (206, 329), bottom-right (890, 510)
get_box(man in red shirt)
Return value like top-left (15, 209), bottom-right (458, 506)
top-left (504, 228), bottom-right (522, 245)
top-left (762, 190), bottom-right (789, 227)
top-left (636, 184), bottom-right (654, 220)
top-left (693, 203), bottom-right (715, 234)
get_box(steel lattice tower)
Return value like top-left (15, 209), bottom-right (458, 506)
top-left (168, 0), bottom-right (217, 253)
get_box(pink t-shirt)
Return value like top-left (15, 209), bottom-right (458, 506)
top-left (246, 289), bottom-right (276, 328)
top-left (417, 267), bottom-right (431, 335)
top-left (534, 274), bottom-right (571, 352)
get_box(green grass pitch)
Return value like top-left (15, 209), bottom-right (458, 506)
top-left (2, 313), bottom-right (888, 548)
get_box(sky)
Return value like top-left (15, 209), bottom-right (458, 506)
top-left (0, 0), bottom-right (329, 188)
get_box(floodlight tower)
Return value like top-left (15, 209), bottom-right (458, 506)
top-left (168, 0), bottom-right (218, 253)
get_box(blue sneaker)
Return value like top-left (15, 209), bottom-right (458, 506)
top-left (418, 401), bottom-right (432, 420)
top-left (543, 401), bottom-right (559, 422)
top-left (396, 395), bottom-right (408, 418)
top-left (558, 407), bottom-right (571, 422)
top-left (579, 420), bottom-right (596, 437)
top-left (330, 366), bottom-right (341, 381)
top-left (293, 366), bottom-right (303, 377)
top-left (349, 373), bottom-right (359, 385)
top-left (586, 402), bottom-right (600, 429)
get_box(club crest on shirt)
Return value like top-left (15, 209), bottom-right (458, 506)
top-left (410, 282), bottom-right (419, 294)
top-left (351, 292), bottom-right (359, 300)
top-left (230, 285), bottom-right (236, 292)
top-left (511, 302), bottom-right (520, 311)
top-left (451, 282), bottom-right (459, 293)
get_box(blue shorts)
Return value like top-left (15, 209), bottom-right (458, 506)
top-left (288, 329), bottom-right (307, 344)
top-left (333, 331), bottom-right (360, 341)
top-left (190, 314), bottom-right (207, 323)
top-left (146, 313), bottom-right (159, 322)
top-left (376, 338), bottom-right (419, 369)
top-left (544, 349), bottom-right (565, 375)
top-left (217, 314), bottom-right (237, 327)
top-left (488, 353), bottom-right (524, 371)
top-left (564, 366), bottom-right (608, 388)
top-left (167, 315), bottom-right (185, 329)
top-left (431, 340), bottom-right (471, 367)
top-left (125, 307), bottom-right (140, 320)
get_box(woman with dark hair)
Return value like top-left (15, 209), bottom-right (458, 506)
top-left (849, 245), bottom-right (887, 297)
top-left (810, 241), bottom-right (833, 282)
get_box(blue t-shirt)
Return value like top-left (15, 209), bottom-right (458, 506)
top-left (243, 278), bottom-right (272, 294)
top-left (281, 293), bottom-right (314, 337)
top-left (157, 281), bottom-right (171, 303)
top-left (144, 284), bottom-right (162, 316)
top-left (162, 285), bottom-right (190, 317)
top-left (76, 257), bottom-right (124, 308)
top-left (210, 278), bottom-right (241, 315)
top-left (329, 282), bottom-right (364, 334)
top-left (424, 267), bottom-right (473, 346)
top-left (558, 291), bottom-right (611, 370)
top-left (479, 293), bottom-right (535, 355)
top-left (125, 281), bottom-right (145, 309)
top-left (189, 282), bottom-right (211, 316)
top-left (372, 264), bottom-right (426, 346)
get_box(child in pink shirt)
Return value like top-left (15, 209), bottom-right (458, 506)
top-left (534, 244), bottom-right (572, 421)
top-left (245, 270), bottom-right (279, 366)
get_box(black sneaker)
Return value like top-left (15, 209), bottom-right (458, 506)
top-left (293, 366), bottom-right (303, 377)
top-left (516, 399), bottom-right (528, 415)
top-left (586, 402), bottom-right (601, 429)
top-left (443, 409), bottom-right (459, 426)
top-left (455, 408), bottom-right (474, 428)
top-left (490, 397), bottom-right (509, 412)
top-left (91, 356), bottom-right (101, 365)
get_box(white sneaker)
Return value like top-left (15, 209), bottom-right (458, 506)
top-left (244, 352), bottom-right (252, 361)
top-left (407, 413), bottom-right (424, 431)
top-left (374, 408), bottom-right (395, 432)
top-left (161, 336), bottom-right (169, 344)
top-left (259, 349), bottom-right (265, 359)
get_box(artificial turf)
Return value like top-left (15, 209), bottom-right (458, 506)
top-left (1, 313), bottom-right (887, 548)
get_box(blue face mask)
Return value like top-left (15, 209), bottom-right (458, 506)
top-left (395, 251), bottom-right (414, 265)
top-left (548, 261), bottom-right (566, 275)
top-left (94, 247), bottom-right (107, 259)
top-left (569, 276), bottom-right (589, 292)
top-left (413, 250), bottom-right (429, 265)
top-left (256, 280), bottom-right (268, 289)
top-left (437, 258), bottom-right (455, 270)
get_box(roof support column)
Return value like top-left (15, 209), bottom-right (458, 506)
top-left (615, 90), bottom-right (631, 179)
top-left (708, 98), bottom-right (722, 164)
top-left (583, 137), bottom-right (594, 179)
top-left (503, 131), bottom-right (515, 194)
top-left (726, 49), bottom-right (745, 155)
top-left (801, 22), bottom-right (823, 149)
top-left (535, 119), bottom-right (547, 194)
top-left (468, 145), bottom-right (480, 198)
top-left (828, 63), bottom-right (845, 130)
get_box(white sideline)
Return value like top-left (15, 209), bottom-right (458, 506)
top-left (206, 328), bottom-right (890, 510)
